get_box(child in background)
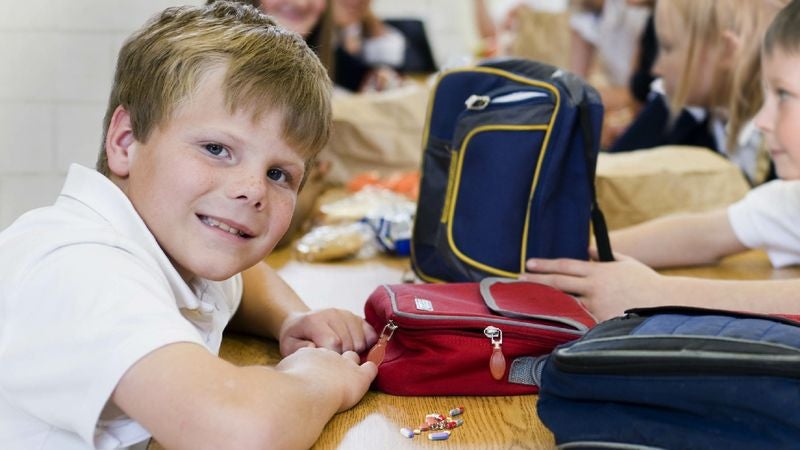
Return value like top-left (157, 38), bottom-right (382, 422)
top-left (521, 0), bottom-right (800, 322)
top-left (611, 0), bottom-right (786, 186)
top-left (0, 3), bottom-right (376, 449)
top-left (206, 0), bottom-right (336, 83)
top-left (332, 0), bottom-right (406, 91)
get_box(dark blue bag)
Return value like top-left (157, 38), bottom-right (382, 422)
top-left (536, 307), bottom-right (800, 450)
top-left (410, 58), bottom-right (612, 283)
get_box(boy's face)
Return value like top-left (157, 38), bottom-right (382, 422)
top-left (755, 48), bottom-right (800, 180)
top-left (111, 68), bottom-right (305, 281)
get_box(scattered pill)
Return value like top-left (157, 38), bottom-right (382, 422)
top-left (400, 427), bottom-right (415, 439)
top-left (428, 431), bottom-right (451, 441)
top-left (449, 406), bottom-right (464, 417)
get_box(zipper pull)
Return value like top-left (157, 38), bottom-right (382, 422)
top-left (366, 320), bottom-right (397, 366)
top-left (484, 326), bottom-right (506, 380)
top-left (465, 94), bottom-right (490, 110)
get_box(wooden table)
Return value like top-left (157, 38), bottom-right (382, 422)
top-left (150, 249), bottom-right (800, 450)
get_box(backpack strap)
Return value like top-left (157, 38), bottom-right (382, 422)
top-left (578, 103), bottom-right (614, 262)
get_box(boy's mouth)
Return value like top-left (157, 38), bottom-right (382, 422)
top-left (198, 215), bottom-right (253, 239)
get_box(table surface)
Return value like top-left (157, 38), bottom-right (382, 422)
top-left (149, 248), bottom-right (800, 450)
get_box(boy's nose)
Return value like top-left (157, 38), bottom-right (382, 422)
top-left (231, 174), bottom-right (268, 211)
top-left (753, 100), bottom-right (774, 133)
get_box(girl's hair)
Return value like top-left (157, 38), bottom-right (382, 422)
top-left (97, 2), bottom-right (332, 175)
top-left (306, 3), bottom-right (336, 80)
top-left (663, 0), bottom-right (787, 153)
top-left (763, 0), bottom-right (800, 56)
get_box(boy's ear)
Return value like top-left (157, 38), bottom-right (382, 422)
top-left (105, 105), bottom-right (137, 178)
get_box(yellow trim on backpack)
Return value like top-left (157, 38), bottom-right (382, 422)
top-left (411, 66), bottom-right (562, 282)
top-left (444, 124), bottom-right (550, 278)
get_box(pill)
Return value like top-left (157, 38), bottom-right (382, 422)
top-left (428, 431), bottom-right (451, 441)
top-left (449, 406), bottom-right (464, 417)
top-left (399, 427), bottom-right (415, 439)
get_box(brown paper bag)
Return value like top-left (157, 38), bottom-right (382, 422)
top-left (596, 146), bottom-right (751, 230)
top-left (323, 83), bottom-right (430, 185)
top-left (505, 7), bottom-right (571, 70)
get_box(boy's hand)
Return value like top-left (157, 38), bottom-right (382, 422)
top-left (278, 308), bottom-right (379, 357)
top-left (519, 252), bottom-right (667, 321)
top-left (276, 347), bottom-right (377, 412)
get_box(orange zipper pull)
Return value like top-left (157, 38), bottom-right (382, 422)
top-left (484, 326), bottom-right (506, 380)
top-left (366, 320), bottom-right (397, 366)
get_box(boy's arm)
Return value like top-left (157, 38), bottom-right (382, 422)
top-left (229, 261), bottom-right (377, 356)
top-left (228, 261), bottom-right (309, 339)
top-left (608, 208), bottom-right (748, 268)
top-left (521, 253), bottom-right (800, 321)
top-left (113, 342), bottom-right (377, 450)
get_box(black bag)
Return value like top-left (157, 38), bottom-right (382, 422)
top-left (410, 58), bottom-right (612, 283)
top-left (535, 306), bottom-right (800, 450)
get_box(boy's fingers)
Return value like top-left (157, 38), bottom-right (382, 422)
top-left (313, 321), bottom-right (351, 354)
top-left (526, 258), bottom-right (592, 277)
top-left (342, 350), bottom-right (361, 364)
top-left (280, 338), bottom-right (314, 357)
top-left (520, 273), bottom-right (589, 297)
top-left (336, 313), bottom-right (365, 352)
top-left (361, 320), bottom-right (378, 346)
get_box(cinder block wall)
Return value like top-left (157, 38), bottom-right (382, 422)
top-left (0, 0), bottom-right (476, 229)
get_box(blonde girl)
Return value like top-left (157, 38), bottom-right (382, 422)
top-left (613, 0), bottom-right (786, 184)
top-left (654, 0), bottom-right (786, 183)
top-left (522, 0), bottom-right (800, 322)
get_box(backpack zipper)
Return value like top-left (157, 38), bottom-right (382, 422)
top-left (484, 325), bottom-right (507, 380)
top-left (365, 320), bottom-right (397, 366)
top-left (465, 90), bottom-right (549, 111)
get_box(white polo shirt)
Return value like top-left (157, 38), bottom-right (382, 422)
top-left (728, 179), bottom-right (800, 268)
top-left (0, 164), bottom-right (242, 450)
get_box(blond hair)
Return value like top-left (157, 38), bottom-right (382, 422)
top-left (205, 0), bottom-right (336, 80)
top-left (97, 1), bottom-right (332, 176)
top-left (661, 0), bottom-right (786, 154)
top-left (764, 0), bottom-right (800, 56)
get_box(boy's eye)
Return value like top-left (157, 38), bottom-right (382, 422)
top-left (204, 143), bottom-right (229, 158)
top-left (267, 168), bottom-right (287, 183)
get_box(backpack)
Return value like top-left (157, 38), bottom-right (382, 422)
top-left (536, 306), bottom-right (800, 449)
top-left (411, 58), bottom-right (612, 283)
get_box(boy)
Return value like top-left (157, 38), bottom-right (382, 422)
top-left (521, 0), bottom-right (800, 322)
top-left (0, 3), bottom-right (377, 449)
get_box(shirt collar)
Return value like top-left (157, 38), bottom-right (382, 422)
top-left (59, 164), bottom-right (203, 310)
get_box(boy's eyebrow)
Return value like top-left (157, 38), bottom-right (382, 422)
top-left (194, 126), bottom-right (247, 147)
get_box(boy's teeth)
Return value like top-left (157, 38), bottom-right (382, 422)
top-left (202, 216), bottom-right (245, 236)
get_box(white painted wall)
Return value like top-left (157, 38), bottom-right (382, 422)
top-left (0, 0), bottom-right (476, 229)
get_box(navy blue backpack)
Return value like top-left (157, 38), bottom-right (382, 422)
top-left (536, 307), bottom-right (800, 449)
top-left (410, 58), bottom-right (612, 283)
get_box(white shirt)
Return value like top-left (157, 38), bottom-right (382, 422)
top-left (0, 164), bottom-right (242, 450)
top-left (569, 0), bottom-right (649, 86)
top-left (728, 179), bottom-right (800, 268)
top-left (347, 23), bottom-right (406, 68)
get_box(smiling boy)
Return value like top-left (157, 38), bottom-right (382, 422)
top-left (0, 3), bottom-right (377, 450)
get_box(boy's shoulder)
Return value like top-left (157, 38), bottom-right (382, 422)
top-left (0, 165), bottom-right (162, 286)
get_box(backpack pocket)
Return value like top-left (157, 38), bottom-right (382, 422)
top-left (440, 87), bottom-right (557, 278)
